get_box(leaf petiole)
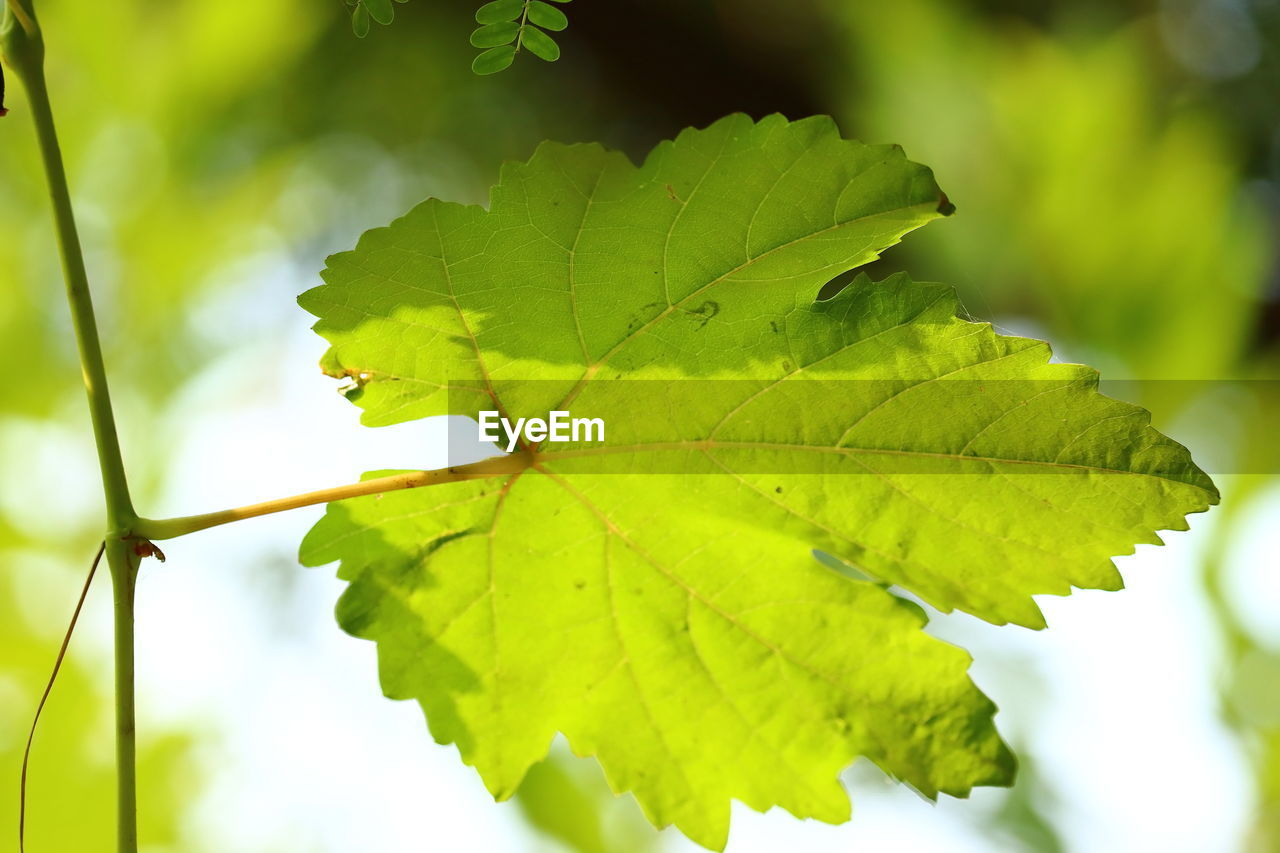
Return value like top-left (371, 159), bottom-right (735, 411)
top-left (134, 452), bottom-right (530, 541)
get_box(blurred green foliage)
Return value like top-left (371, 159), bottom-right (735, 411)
top-left (0, 548), bottom-right (195, 852)
top-left (836, 0), bottom-right (1271, 378)
top-left (516, 744), bottom-right (660, 853)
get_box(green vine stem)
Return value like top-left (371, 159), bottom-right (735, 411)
top-left (3, 3), bottom-right (140, 851)
top-left (105, 539), bottom-right (139, 853)
top-left (0, 4), bottom-right (135, 527)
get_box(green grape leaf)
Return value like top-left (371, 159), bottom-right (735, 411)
top-left (471, 22), bottom-right (520, 48)
top-left (298, 114), bottom-right (1216, 848)
top-left (527, 0), bottom-right (569, 31)
top-left (520, 25), bottom-right (561, 62)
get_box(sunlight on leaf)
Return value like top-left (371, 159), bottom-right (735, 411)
top-left (298, 114), bottom-right (1215, 849)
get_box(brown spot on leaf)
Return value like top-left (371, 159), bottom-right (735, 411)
top-left (323, 365), bottom-right (374, 400)
top-left (683, 300), bottom-right (719, 328)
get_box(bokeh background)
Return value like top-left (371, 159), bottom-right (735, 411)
top-left (1, 0), bottom-right (1277, 850)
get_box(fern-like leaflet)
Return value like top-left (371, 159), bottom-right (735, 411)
top-left (344, 0), bottom-right (572, 75)
top-left (471, 0), bottom-right (571, 74)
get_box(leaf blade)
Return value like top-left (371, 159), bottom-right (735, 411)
top-left (475, 0), bottom-right (525, 24)
top-left (519, 25), bottom-right (561, 62)
top-left (472, 44), bottom-right (518, 75)
top-left (471, 22), bottom-right (520, 48)
top-left (300, 470), bottom-right (1016, 848)
top-left (298, 114), bottom-right (1215, 847)
top-left (351, 4), bottom-right (372, 38)
top-left (363, 0), bottom-right (395, 25)
top-left (526, 0), bottom-right (569, 31)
